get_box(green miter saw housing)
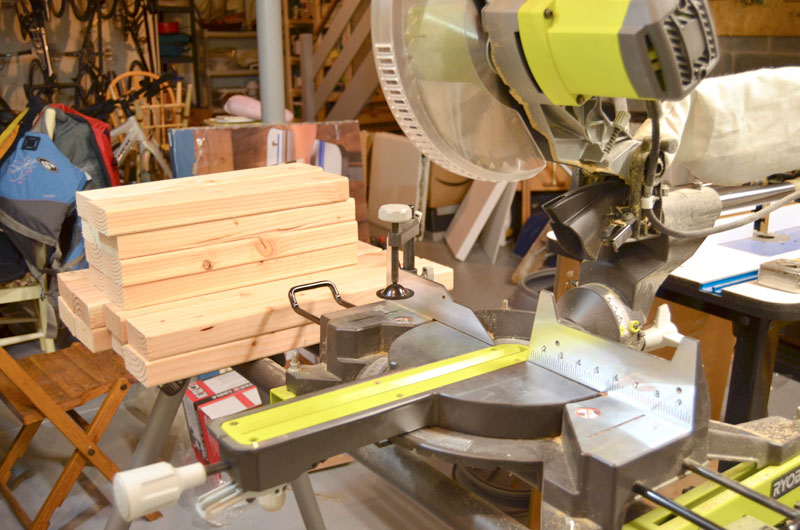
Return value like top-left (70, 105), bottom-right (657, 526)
top-left (372, 0), bottom-right (719, 182)
top-left (503, 0), bottom-right (718, 105)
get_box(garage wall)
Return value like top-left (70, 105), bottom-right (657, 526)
top-left (712, 36), bottom-right (800, 76)
top-left (0, 5), bottom-right (139, 110)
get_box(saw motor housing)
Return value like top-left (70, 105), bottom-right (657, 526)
top-left (497, 0), bottom-right (719, 106)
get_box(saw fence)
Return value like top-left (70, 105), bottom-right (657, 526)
top-left (57, 163), bottom-right (453, 386)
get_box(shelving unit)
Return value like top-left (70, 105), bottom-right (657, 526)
top-left (155, 1), bottom-right (201, 106)
top-left (199, 30), bottom-right (259, 112)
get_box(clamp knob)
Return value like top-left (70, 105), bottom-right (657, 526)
top-left (113, 462), bottom-right (207, 521)
top-left (378, 204), bottom-right (412, 224)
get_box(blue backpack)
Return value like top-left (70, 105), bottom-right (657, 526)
top-left (0, 131), bottom-right (88, 273)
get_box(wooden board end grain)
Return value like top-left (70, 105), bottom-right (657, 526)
top-left (58, 299), bottom-right (112, 352)
top-left (58, 297), bottom-right (75, 332)
top-left (102, 303), bottom-right (126, 343)
top-left (57, 269), bottom-right (108, 329)
top-left (111, 336), bottom-right (124, 356)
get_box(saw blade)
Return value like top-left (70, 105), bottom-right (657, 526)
top-left (372, 0), bottom-right (546, 182)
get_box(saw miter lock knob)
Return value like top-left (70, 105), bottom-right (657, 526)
top-left (377, 203), bottom-right (421, 300)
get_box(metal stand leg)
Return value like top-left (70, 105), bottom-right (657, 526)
top-left (290, 472), bottom-right (326, 530)
top-left (724, 317), bottom-right (780, 424)
top-left (105, 379), bottom-right (191, 530)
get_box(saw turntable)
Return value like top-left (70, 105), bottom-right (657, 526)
top-left (110, 0), bottom-right (800, 528)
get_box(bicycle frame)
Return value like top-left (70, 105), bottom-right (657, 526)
top-left (110, 115), bottom-right (172, 180)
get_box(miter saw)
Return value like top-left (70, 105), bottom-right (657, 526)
top-left (110, 0), bottom-right (800, 528)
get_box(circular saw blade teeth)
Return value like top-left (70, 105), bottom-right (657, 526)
top-left (372, 0), bottom-right (547, 183)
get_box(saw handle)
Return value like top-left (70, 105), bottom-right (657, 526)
top-left (288, 281), bottom-right (354, 325)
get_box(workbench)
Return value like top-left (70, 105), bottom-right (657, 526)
top-left (660, 203), bottom-right (800, 424)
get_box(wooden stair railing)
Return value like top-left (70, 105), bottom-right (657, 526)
top-left (300, 0), bottom-right (379, 121)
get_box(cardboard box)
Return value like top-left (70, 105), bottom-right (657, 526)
top-left (183, 371), bottom-right (262, 464)
top-left (428, 163), bottom-right (471, 208)
top-left (367, 132), bottom-right (428, 239)
top-left (425, 205), bottom-right (458, 242)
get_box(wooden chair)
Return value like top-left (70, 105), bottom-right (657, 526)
top-left (106, 71), bottom-right (192, 183)
top-left (0, 236), bottom-right (55, 354)
top-left (0, 343), bottom-right (151, 528)
top-left (0, 274), bottom-right (55, 354)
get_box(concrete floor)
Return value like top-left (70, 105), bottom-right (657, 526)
top-left (0, 241), bottom-right (798, 530)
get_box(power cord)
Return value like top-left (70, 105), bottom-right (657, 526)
top-left (641, 101), bottom-right (800, 239)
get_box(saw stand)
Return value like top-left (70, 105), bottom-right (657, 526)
top-left (104, 373), bottom-right (328, 530)
top-left (105, 204), bottom-right (422, 530)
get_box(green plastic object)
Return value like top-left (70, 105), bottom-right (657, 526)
top-left (517, 0), bottom-right (638, 105)
top-left (624, 455), bottom-right (800, 529)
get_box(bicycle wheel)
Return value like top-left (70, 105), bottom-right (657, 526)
top-left (99, 0), bottom-right (117, 19)
top-left (75, 68), bottom-right (99, 107)
top-left (48, 0), bottom-right (65, 17)
top-left (69, 0), bottom-right (91, 21)
top-left (16, 0), bottom-right (34, 37)
top-left (27, 59), bottom-right (53, 104)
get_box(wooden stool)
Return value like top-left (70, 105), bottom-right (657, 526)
top-left (0, 343), bottom-right (156, 528)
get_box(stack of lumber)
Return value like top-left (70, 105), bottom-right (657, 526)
top-left (57, 270), bottom-right (112, 352)
top-left (56, 163), bottom-right (453, 387)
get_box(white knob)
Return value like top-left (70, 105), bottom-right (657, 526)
top-left (378, 204), bottom-right (412, 223)
top-left (113, 462), bottom-right (207, 521)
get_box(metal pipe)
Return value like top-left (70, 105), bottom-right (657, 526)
top-left (290, 472), bottom-right (327, 530)
top-left (684, 461), bottom-right (800, 520)
top-left (633, 483), bottom-right (725, 530)
top-left (105, 379), bottom-right (191, 530)
top-left (233, 358), bottom-right (286, 403)
top-left (256, 0), bottom-right (286, 123)
top-left (717, 182), bottom-right (797, 211)
top-left (351, 444), bottom-right (529, 530)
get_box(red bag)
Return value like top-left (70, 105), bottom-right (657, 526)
top-left (49, 103), bottom-right (120, 186)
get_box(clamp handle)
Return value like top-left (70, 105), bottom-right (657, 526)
top-left (113, 462), bottom-right (207, 521)
top-left (288, 281), bottom-right (355, 325)
top-left (378, 204), bottom-right (413, 224)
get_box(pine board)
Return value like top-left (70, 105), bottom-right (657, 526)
top-left (77, 167), bottom-right (349, 236)
top-left (88, 265), bottom-right (109, 297)
top-left (57, 273), bottom-right (79, 312)
top-left (103, 303), bottom-right (126, 342)
top-left (110, 241), bottom-right (383, 349)
top-left (58, 300), bottom-right (112, 353)
top-left (122, 325), bottom-right (320, 387)
top-left (125, 251), bottom-right (453, 359)
top-left (85, 199), bottom-right (355, 260)
top-left (75, 163), bottom-right (315, 204)
top-left (111, 336), bottom-right (124, 356)
top-left (58, 297), bottom-right (75, 331)
top-left (102, 243), bottom-right (359, 309)
top-left (84, 235), bottom-right (105, 270)
top-left (107, 221), bottom-right (358, 286)
top-left (56, 269), bottom-right (107, 329)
